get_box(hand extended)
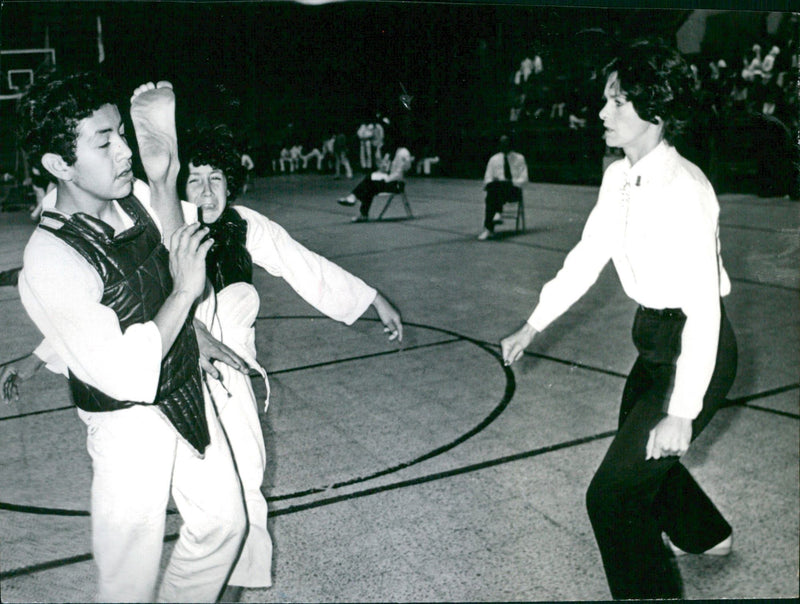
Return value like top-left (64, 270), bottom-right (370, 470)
top-left (1, 353), bottom-right (45, 403)
top-left (646, 414), bottom-right (692, 460)
top-left (372, 292), bottom-right (403, 343)
top-left (193, 319), bottom-right (248, 380)
top-left (167, 223), bottom-right (212, 302)
top-left (500, 322), bottom-right (538, 366)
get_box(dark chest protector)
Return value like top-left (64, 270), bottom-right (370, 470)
top-left (203, 206), bottom-right (253, 291)
top-left (38, 194), bottom-right (210, 456)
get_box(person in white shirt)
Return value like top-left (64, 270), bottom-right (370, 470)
top-left (180, 123), bottom-right (403, 599)
top-left (336, 146), bottom-right (414, 222)
top-left (12, 72), bottom-right (246, 602)
top-left (478, 135), bottom-right (529, 240)
top-left (500, 40), bottom-right (738, 600)
top-left (357, 122), bottom-right (375, 170)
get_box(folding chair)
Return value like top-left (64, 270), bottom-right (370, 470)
top-left (500, 185), bottom-right (525, 233)
top-left (376, 180), bottom-right (413, 220)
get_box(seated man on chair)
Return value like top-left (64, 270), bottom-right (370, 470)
top-left (478, 134), bottom-right (528, 240)
top-left (337, 146), bottom-right (413, 222)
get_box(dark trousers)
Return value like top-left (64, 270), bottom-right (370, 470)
top-left (353, 177), bottom-right (401, 217)
top-left (484, 181), bottom-right (521, 230)
top-left (586, 302), bottom-right (738, 599)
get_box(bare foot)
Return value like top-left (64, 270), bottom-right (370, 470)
top-left (130, 81), bottom-right (179, 184)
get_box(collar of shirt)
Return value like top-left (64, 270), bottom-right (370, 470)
top-left (619, 140), bottom-right (676, 190)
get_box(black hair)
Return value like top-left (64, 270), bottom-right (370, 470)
top-left (180, 123), bottom-right (246, 201)
top-left (17, 70), bottom-right (117, 173)
top-left (602, 39), bottom-right (697, 145)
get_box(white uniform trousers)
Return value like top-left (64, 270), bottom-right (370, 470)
top-left (207, 282), bottom-right (273, 588)
top-left (78, 390), bottom-right (246, 603)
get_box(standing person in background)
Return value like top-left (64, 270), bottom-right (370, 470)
top-left (371, 115), bottom-right (386, 167)
top-left (357, 121), bottom-right (374, 171)
top-left (333, 131), bottom-right (353, 180)
top-left (240, 151), bottom-right (254, 193)
top-left (478, 134), bottom-right (528, 240)
top-left (320, 133), bottom-right (336, 173)
top-left (500, 39), bottom-right (738, 600)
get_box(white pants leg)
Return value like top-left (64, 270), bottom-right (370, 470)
top-left (209, 282), bottom-right (273, 587)
top-left (157, 393), bottom-right (247, 603)
top-left (81, 406), bottom-right (173, 603)
top-left (80, 397), bottom-right (245, 604)
top-left (214, 369), bottom-right (273, 587)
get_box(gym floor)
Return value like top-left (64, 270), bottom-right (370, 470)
top-left (1, 174), bottom-right (797, 602)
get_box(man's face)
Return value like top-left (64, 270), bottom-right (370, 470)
top-left (186, 163), bottom-right (228, 223)
top-left (70, 104), bottom-right (134, 202)
top-left (598, 72), bottom-right (654, 153)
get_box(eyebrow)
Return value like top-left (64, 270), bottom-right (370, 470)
top-left (603, 90), bottom-right (626, 101)
top-left (89, 127), bottom-right (113, 139)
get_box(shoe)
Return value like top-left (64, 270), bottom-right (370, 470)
top-left (351, 215), bottom-right (369, 223)
top-left (477, 229), bottom-right (492, 241)
top-left (492, 212), bottom-right (503, 224)
top-left (665, 533), bottom-right (732, 557)
top-left (337, 197), bottom-right (356, 206)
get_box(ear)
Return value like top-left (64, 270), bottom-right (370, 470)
top-left (40, 153), bottom-right (73, 182)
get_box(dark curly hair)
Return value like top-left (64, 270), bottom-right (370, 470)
top-left (16, 70), bottom-right (117, 173)
top-left (180, 123), bottom-right (245, 201)
top-left (602, 39), bottom-right (697, 146)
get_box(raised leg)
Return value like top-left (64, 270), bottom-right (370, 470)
top-left (130, 82), bottom-right (179, 185)
top-left (130, 81), bottom-right (182, 237)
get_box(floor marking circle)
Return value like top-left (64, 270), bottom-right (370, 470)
top-left (0, 318), bottom-right (513, 515)
top-left (259, 317), bottom-right (514, 502)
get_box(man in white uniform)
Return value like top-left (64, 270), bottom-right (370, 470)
top-left (14, 71), bottom-right (246, 603)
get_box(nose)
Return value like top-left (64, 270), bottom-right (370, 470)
top-left (598, 101), bottom-right (609, 122)
top-left (114, 134), bottom-right (133, 162)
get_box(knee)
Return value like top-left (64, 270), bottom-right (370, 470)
top-left (210, 503), bottom-right (248, 553)
top-left (585, 474), bottom-right (618, 523)
top-left (201, 492), bottom-right (248, 548)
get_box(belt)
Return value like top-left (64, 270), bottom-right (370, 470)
top-left (638, 305), bottom-right (684, 319)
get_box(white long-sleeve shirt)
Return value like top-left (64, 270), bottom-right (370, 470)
top-left (484, 151), bottom-right (529, 187)
top-left (527, 141), bottom-right (731, 420)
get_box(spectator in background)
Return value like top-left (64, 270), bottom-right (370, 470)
top-left (320, 134), bottom-right (336, 173)
top-left (337, 146), bottom-right (413, 222)
top-left (240, 152), bottom-right (254, 194)
top-left (371, 116), bottom-right (386, 167)
top-left (478, 134), bottom-right (528, 240)
top-left (301, 144), bottom-right (324, 172)
top-left (357, 122), bottom-right (374, 170)
top-left (333, 131), bottom-right (353, 180)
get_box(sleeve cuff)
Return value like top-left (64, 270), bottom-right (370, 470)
top-left (342, 286), bottom-right (377, 325)
top-left (666, 396), bottom-right (702, 420)
top-left (33, 339), bottom-right (69, 377)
